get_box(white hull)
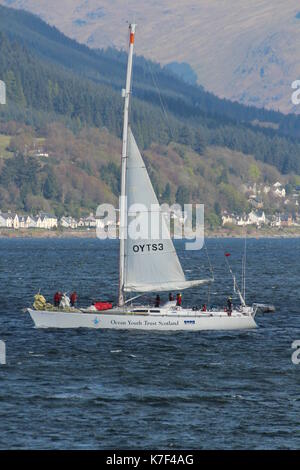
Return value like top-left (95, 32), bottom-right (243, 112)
top-left (28, 307), bottom-right (257, 331)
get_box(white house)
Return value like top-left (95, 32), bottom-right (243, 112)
top-left (0, 212), bottom-right (19, 229)
top-left (236, 215), bottom-right (248, 226)
top-left (33, 151), bottom-right (49, 158)
top-left (274, 187), bottom-right (286, 198)
top-left (270, 215), bottom-right (282, 227)
top-left (82, 214), bottom-right (97, 228)
top-left (237, 211), bottom-right (266, 227)
top-left (0, 213), bottom-right (11, 228)
top-left (39, 213), bottom-right (58, 229)
top-left (26, 216), bottom-right (37, 228)
top-left (273, 182), bottom-right (286, 198)
top-left (12, 213), bottom-right (19, 229)
top-left (60, 216), bottom-right (78, 229)
top-left (248, 210), bottom-right (266, 226)
top-left (34, 216), bottom-right (42, 228)
top-left (77, 218), bottom-right (85, 228)
top-left (222, 212), bottom-right (236, 226)
top-left (19, 216), bottom-right (28, 229)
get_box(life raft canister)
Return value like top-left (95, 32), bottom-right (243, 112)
top-left (94, 302), bottom-right (113, 311)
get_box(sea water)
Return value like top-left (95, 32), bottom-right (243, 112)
top-left (0, 238), bottom-right (299, 449)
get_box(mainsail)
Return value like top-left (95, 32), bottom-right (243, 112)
top-left (123, 128), bottom-right (209, 293)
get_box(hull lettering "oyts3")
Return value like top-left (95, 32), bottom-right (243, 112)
top-left (133, 243), bottom-right (164, 253)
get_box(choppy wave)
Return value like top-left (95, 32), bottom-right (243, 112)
top-left (0, 238), bottom-right (299, 449)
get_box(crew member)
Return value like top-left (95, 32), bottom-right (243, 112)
top-left (227, 296), bottom-right (233, 315)
top-left (54, 291), bottom-right (62, 307)
top-left (155, 294), bottom-right (161, 308)
top-left (169, 293), bottom-right (174, 302)
top-left (70, 291), bottom-right (78, 307)
top-left (54, 292), bottom-right (59, 307)
top-left (202, 304), bottom-right (207, 312)
top-left (176, 293), bottom-right (182, 307)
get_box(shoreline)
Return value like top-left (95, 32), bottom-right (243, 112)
top-left (1, 228), bottom-right (300, 239)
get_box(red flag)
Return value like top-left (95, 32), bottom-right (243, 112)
top-left (225, 253), bottom-right (231, 257)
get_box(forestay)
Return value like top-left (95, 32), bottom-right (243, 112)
top-left (123, 128), bottom-right (209, 293)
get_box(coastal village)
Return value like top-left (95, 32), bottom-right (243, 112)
top-left (0, 211), bottom-right (103, 230)
top-left (221, 181), bottom-right (300, 229)
top-left (1, 120), bottom-right (300, 236)
top-left (1, 181), bottom-right (300, 233)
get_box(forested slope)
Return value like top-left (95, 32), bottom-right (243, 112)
top-left (0, 4), bottom-right (299, 220)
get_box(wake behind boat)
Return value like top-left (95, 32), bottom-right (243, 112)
top-left (27, 24), bottom-right (274, 331)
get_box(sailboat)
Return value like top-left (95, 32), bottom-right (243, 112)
top-left (27, 24), bottom-right (271, 330)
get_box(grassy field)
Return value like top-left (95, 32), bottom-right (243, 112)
top-left (0, 134), bottom-right (13, 159)
top-left (0, 134), bottom-right (46, 159)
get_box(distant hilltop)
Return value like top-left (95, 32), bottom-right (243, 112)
top-left (1, 0), bottom-right (300, 113)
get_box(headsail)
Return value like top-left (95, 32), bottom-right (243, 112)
top-left (123, 128), bottom-right (209, 293)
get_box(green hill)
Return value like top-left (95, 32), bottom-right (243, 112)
top-left (0, 121), bottom-right (292, 222)
top-left (0, 5), bottom-right (299, 162)
top-left (0, 4), bottom-right (299, 220)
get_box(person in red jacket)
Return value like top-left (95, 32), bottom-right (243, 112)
top-left (70, 291), bottom-right (78, 307)
top-left (54, 291), bottom-right (62, 307)
top-left (176, 293), bottom-right (182, 307)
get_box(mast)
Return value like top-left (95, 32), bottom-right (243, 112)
top-left (243, 234), bottom-right (247, 303)
top-left (118, 23), bottom-right (136, 307)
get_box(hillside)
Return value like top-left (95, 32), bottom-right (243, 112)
top-left (1, 0), bottom-right (300, 114)
top-left (0, 4), bottom-right (300, 143)
top-left (0, 7), bottom-right (300, 176)
top-left (0, 121), bottom-right (292, 223)
top-left (0, 5), bottom-right (299, 223)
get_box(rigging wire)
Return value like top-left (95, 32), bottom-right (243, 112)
top-left (203, 242), bottom-right (214, 307)
top-left (216, 238), bottom-right (242, 299)
top-left (204, 242), bottom-right (214, 280)
top-left (240, 229), bottom-right (247, 302)
top-left (243, 232), bottom-right (247, 302)
top-left (147, 48), bottom-right (218, 302)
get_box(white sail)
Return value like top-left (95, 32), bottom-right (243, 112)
top-left (123, 128), bottom-right (209, 293)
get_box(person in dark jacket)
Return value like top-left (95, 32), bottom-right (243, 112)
top-left (227, 296), bottom-right (233, 315)
top-left (155, 294), bottom-right (161, 308)
top-left (169, 293), bottom-right (174, 302)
